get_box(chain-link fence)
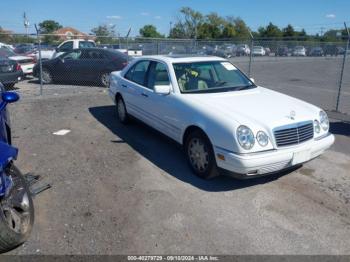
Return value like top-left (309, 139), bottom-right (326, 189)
top-left (0, 32), bottom-right (349, 115)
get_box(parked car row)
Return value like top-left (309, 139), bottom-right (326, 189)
top-left (276, 45), bottom-right (346, 57)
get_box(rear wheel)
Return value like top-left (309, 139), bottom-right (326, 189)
top-left (185, 130), bottom-right (219, 179)
top-left (0, 164), bottom-right (34, 253)
top-left (116, 96), bottom-right (129, 124)
top-left (100, 72), bottom-right (110, 87)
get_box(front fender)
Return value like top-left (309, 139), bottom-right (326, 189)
top-left (0, 141), bottom-right (18, 171)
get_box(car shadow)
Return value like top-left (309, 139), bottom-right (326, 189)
top-left (89, 105), bottom-right (299, 192)
top-left (330, 121), bottom-right (350, 137)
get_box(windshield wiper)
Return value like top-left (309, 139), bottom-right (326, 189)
top-left (234, 84), bottom-right (255, 91)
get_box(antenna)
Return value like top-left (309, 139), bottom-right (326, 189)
top-left (23, 12), bottom-right (30, 36)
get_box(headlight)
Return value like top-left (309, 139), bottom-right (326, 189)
top-left (256, 131), bottom-right (269, 147)
top-left (314, 120), bottom-right (321, 133)
top-left (319, 111), bottom-right (329, 131)
top-left (237, 125), bottom-right (255, 150)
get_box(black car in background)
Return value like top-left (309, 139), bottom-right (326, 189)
top-left (309, 47), bottom-right (324, 56)
top-left (324, 45), bottom-right (345, 56)
top-left (276, 46), bottom-right (289, 56)
top-left (33, 48), bottom-right (128, 87)
top-left (0, 58), bottom-right (23, 89)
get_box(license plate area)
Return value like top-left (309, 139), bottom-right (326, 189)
top-left (292, 149), bottom-right (311, 165)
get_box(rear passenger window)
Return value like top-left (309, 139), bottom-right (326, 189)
top-left (147, 62), bottom-right (170, 89)
top-left (125, 61), bottom-right (150, 86)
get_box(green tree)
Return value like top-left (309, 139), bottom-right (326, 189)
top-left (38, 20), bottom-right (62, 43)
top-left (258, 22), bottom-right (282, 38)
top-left (169, 7), bottom-right (203, 38)
top-left (91, 25), bottom-right (115, 44)
top-left (139, 25), bottom-right (164, 38)
top-left (232, 17), bottom-right (251, 39)
top-left (222, 23), bottom-right (236, 38)
top-left (282, 24), bottom-right (296, 38)
top-left (38, 20), bottom-right (62, 34)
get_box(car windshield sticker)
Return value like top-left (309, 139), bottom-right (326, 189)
top-left (221, 62), bottom-right (237, 70)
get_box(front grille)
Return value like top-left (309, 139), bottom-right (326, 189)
top-left (274, 121), bottom-right (314, 147)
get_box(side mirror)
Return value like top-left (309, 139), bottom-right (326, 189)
top-left (55, 47), bottom-right (60, 52)
top-left (2, 92), bottom-right (19, 103)
top-left (250, 78), bottom-right (255, 83)
top-left (154, 84), bottom-right (171, 95)
top-left (0, 92), bottom-right (19, 111)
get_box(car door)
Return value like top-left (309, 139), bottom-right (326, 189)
top-left (78, 49), bottom-right (107, 82)
top-left (55, 49), bottom-right (83, 82)
top-left (141, 61), bottom-right (181, 140)
top-left (120, 60), bottom-right (151, 123)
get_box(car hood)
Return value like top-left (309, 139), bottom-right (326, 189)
top-left (184, 86), bottom-right (319, 131)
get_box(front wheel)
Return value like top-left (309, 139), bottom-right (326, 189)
top-left (0, 164), bottom-right (34, 253)
top-left (41, 68), bottom-right (53, 84)
top-left (185, 130), bottom-right (219, 179)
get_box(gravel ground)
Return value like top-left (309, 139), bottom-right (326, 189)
top-left (5, 80), bottom-right (350, 255)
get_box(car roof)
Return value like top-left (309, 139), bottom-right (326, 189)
top-left (132, 55), bottom-right (226, 63)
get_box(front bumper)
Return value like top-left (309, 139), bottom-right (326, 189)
top-left (215, 133), bottom-right (334, 178)
top-left (20, 64), bottom-right (34, 75)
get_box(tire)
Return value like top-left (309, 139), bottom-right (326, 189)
top-left (0, 164), bottom-right (34, 253)
top-left (41, 68), bottom-right (53, 84)
top-left (100, 72), bottom-right (110, 87)
top-left (116, 96), bottom-right (129, 124)
top-left (184, 130), bottom-right (219, 179)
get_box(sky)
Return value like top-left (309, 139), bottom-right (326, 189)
top-left (0, 0), bottom-right (349, 36)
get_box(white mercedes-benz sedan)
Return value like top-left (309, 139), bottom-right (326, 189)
top-left (108, 55), bottom-right (334, 179)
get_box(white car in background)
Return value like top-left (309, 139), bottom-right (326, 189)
top-left (293, 46), bottom-right (307, 56)
top-left (0, 46), bottom-right (35, 75)
top-left (109, 55), bottom-right (334, 179)
top-left (252, 46), bottom-right (266, 56)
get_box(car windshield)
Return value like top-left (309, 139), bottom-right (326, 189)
top-left (79, 41), bottom-right (96, 48)
top-left (173, 61), bottom-right (255, 93)
top-left (0, 46), bottom-right (16, 58)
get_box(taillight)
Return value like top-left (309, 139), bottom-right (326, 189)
top-left (15, 63), bottom-right (22, 71)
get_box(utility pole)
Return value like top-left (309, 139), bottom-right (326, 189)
top-left (335, 22), bottom-right (350, 112)
top-left (320, 27), bottom-right (325, 36)
top-left (23, 12), bottom-right (30, 37)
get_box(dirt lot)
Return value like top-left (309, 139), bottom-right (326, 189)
top-left (6, 81), bottom-right (350, 255)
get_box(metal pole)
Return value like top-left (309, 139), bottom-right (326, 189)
top-left (35, 24), bottom-right (43, 96)
top-left (335, 22), bottom-right (349, 112)
top-left (248, 30), bottom-right (254, 77)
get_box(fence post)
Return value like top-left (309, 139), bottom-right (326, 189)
top-left (335, 22), bottom-right (349, 112)
top-left (34, 24), bottom-right (43, 96)
top-left (248, 31), bottom-right (254, 77)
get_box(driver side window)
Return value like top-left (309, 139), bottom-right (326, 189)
top-left (58, 41), bottom-right (73, 52)
top-left (61, 50), bottom-right (82, 60)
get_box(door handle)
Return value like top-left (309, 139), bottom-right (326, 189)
top-left (121, 84), bottom-right (127, 88)
top-left (141, 93), bottom-right (148, 97)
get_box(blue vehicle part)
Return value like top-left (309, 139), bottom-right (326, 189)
top-left (0, 137), bottom-right (18, 197)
